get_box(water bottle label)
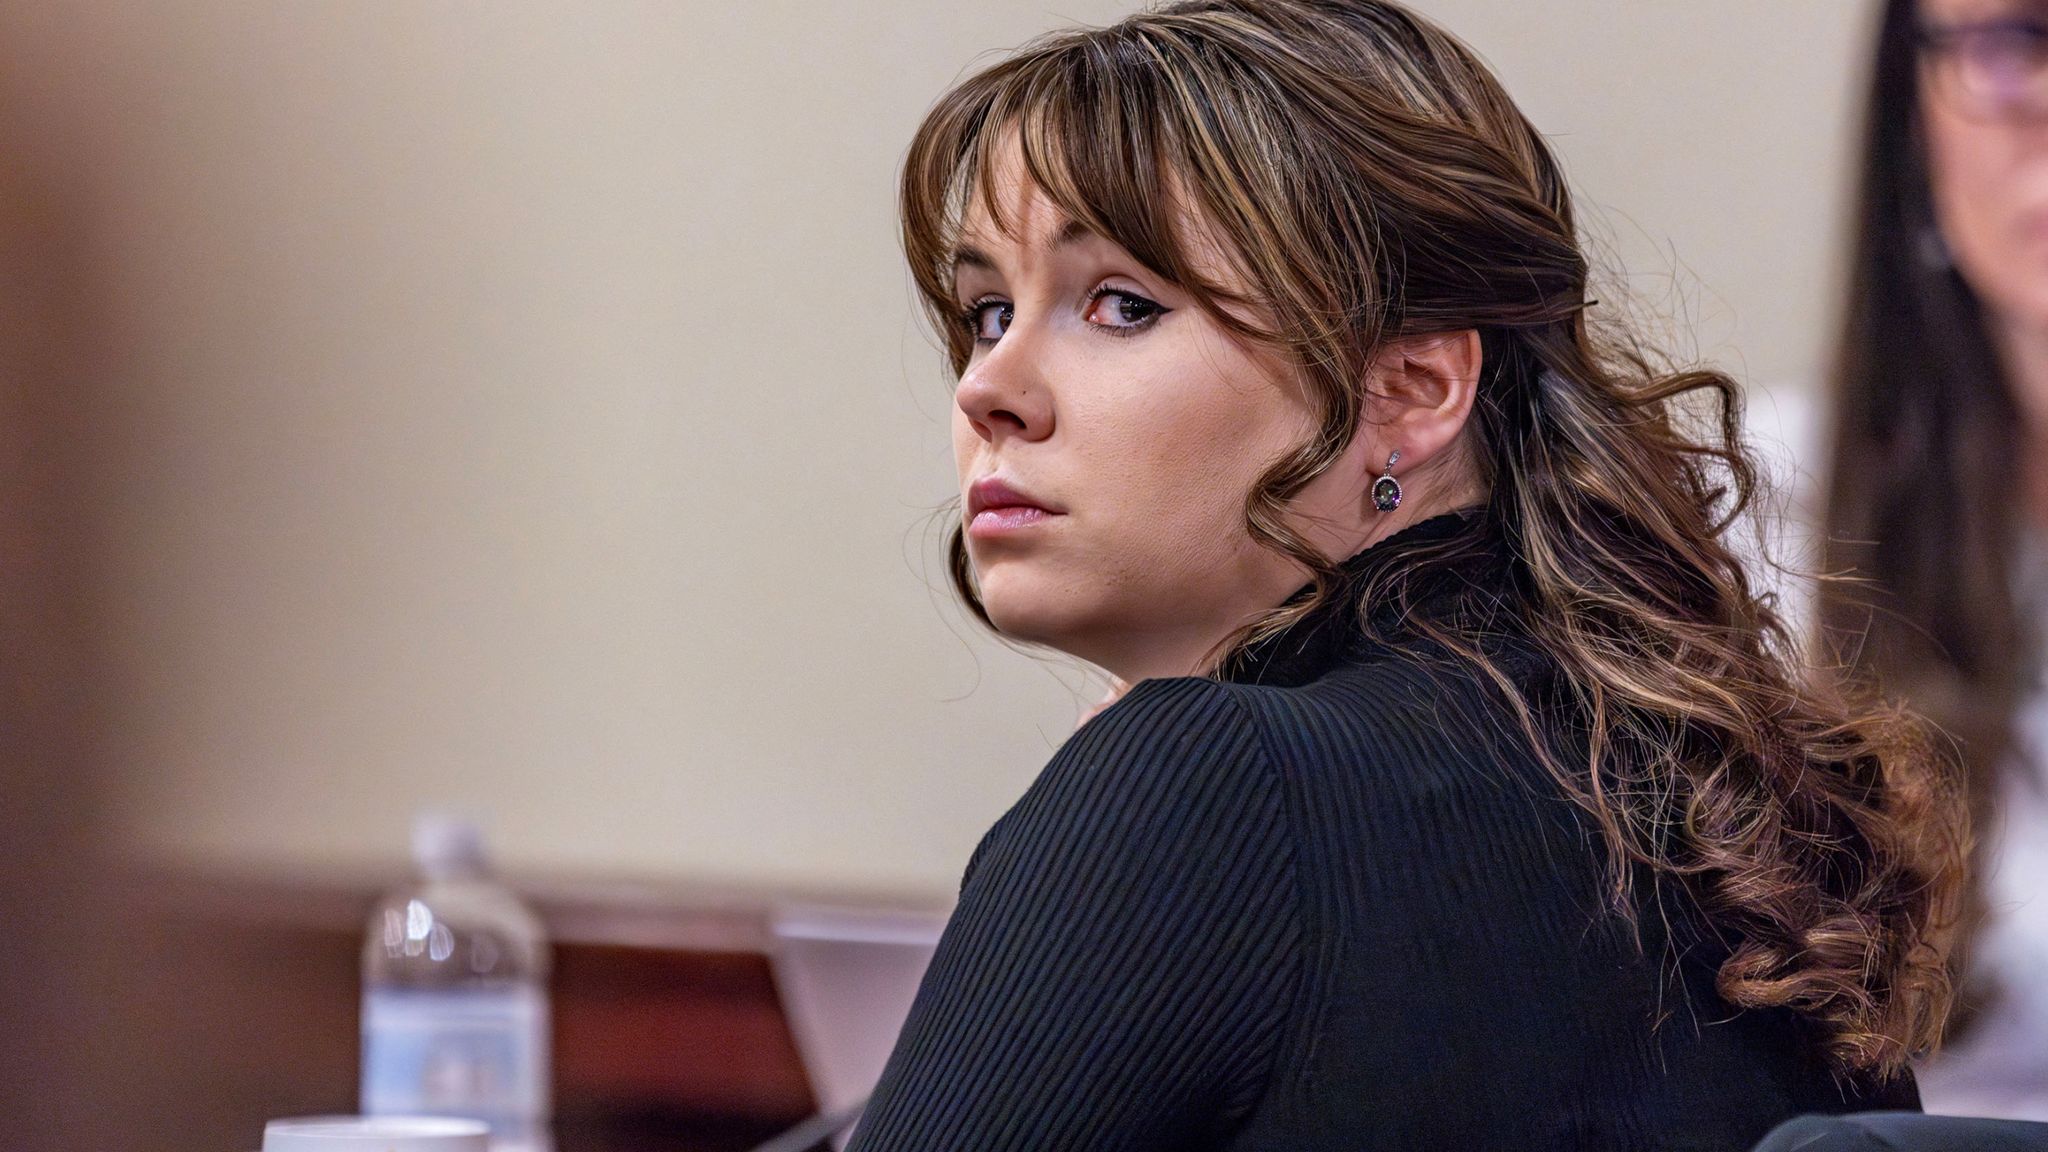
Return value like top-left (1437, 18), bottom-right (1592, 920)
top-left (361, 985), bottom-right (548, 1128)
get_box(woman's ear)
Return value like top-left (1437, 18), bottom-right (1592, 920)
top-left (1361, 329), bottom-right (1482, 471)
top-left (1287, 329), bottom-right (1485, 560)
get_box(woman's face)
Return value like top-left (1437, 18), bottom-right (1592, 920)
top-left (1921, 0), bottom-right (2048, 341)
top-left (948, 140), bottom-right (1350, 682)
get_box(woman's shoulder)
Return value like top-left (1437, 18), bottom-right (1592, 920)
top-left (1024, 674), bottom-right (1282, 819)
top-left (955, 674), bottom-right (1304, 965)
top-left (959, 676), bottom-right (1287, 893)
top-left (987, 651), bottom-right (1559, 873)
top-left (1221, 639), bottom-right (1560, 799)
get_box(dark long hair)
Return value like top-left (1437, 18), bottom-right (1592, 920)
top-left (904, 0), bottom-right (1965, 1077)
top-left (1821, 0), bottom-right (2023, 972)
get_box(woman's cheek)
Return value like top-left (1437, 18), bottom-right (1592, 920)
top-left (1928, 118), bottom-right (2048, 327)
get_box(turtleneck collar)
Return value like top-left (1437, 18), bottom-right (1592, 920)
top-left (1219, 507), bottom-right (1493, 688)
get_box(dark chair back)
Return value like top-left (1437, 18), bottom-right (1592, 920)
top-left (1753, 1111), bottom-right (2048, 1152)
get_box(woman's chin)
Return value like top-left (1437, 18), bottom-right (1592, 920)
top-left (980, 599), bottom-right (1079, 652)
top-left (976, 573), bottom-right (1094, 653)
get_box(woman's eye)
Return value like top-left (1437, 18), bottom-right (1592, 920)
top-left (956, 287), bottom-right (1167, 346)
top-left (1084, 288), bottom-right (1165, 335)
top-left (961, 299), bottom-right (1012, 343)
top-left (1977, 22), bottom-right (2048, 60)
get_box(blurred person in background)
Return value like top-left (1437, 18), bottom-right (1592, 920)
top-left (849, 2), bottom-right (1969, 1149)
top-left (1823, 0), bottom-right (2048, 1122)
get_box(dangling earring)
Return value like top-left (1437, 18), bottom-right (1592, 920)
top-left (1371, 450), bottom-right (1403, 512)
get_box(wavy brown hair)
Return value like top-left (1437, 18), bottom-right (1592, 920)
top-left (900, 0), bottom-right (1966, 1079)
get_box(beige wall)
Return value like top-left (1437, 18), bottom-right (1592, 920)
top-left (4, 2), bottom-right (1874, 902)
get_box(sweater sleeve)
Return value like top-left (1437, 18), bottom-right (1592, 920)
top-left (845, 677), bottom-right (1304, 1152)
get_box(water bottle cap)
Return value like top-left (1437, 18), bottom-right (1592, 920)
top-left (411, 810), bottom-right (488, 876)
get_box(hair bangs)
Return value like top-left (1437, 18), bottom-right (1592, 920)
top-left (900, 29), bottom-right (1285, 374)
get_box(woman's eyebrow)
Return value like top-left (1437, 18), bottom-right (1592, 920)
top-left (950, 218), bottom-right (1102, 277)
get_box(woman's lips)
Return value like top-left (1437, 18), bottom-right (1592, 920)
top-left (966, 476), bottom-right (1062, 538)
top-left (969, 504), bottom-right (1057, 536)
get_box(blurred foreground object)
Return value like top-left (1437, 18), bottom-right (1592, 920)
top-left (766, 906), bottom-right (938, 1150)
top-left (1753, 1111), bottom-right (2048, 1151)
top-left (0, 25), bottom-right (137, 1149)
top-left (120, 862), bottom-right (943, 1152)
top-left (264, 1116), bottom-right (490, 1152)
top-left (364, 814), bottom-right (553, 1152)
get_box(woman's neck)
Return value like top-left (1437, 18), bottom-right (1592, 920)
top-left (1092, 497), bottom-right (1481, 686)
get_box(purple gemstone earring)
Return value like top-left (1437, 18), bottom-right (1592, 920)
top-left (1371, 450), bottom-right (1403, 512)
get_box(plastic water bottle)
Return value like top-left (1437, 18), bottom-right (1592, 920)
top-left (361, 813), bottom-right (552, 1152)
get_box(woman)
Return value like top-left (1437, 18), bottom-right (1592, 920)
top-left (853, 2), bottom-right (1966, 1149)
top-left (1824, 0), bottom-right (2048, 1122)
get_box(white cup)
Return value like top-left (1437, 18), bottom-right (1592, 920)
top-left (262, 1116), bottom-right (490, 1152)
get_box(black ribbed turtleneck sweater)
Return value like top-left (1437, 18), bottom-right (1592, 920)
top-left (846, 511), bottom-right (1916, 1152)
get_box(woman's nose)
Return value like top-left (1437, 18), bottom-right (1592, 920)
top-left (955, 337), bottom-right (1055, 445)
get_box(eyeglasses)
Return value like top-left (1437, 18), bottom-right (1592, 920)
top-left (1919, 16), bottom-right (2048, 121)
